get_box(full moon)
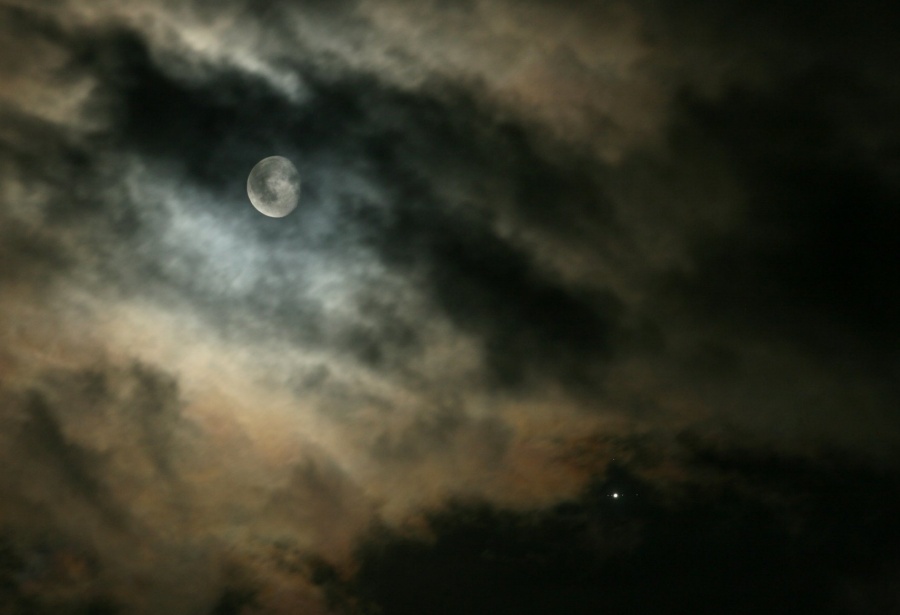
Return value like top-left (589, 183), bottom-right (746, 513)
top-left (247, 156), bottom-right (301, 218)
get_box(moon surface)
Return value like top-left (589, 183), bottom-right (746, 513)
top-left (247, 156), bottom-right (301, 217)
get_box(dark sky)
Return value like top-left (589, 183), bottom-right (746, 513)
top-left (1, 1), bottom-right (899, 613)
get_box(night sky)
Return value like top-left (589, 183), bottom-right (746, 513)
top-left (1, 1), bottom-right (899, 613)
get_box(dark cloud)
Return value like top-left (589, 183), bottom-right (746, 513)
top-left (370, 203), bottom-right (623, 388)
top-left (77, 28), bottom-right (293, 195)
top-left (0, 219), bottom-right (71, 288)
top-left (262, 457), bottom-right (374, 554)
top-left (321, 446), bottom-right (900, 615)
top-left (667, 78), bottom-right (900, 358)
top-left (370, 404), bottom-right (511, 464)
top-left (18, 393), bottom-right (126, 528)
top-left (40, 362), bottom-right (191, 481)
top-left (0, 533), bottom-right (120, 615)
top-left (0, 360), bottom-right (195, 536)
top-left (208, 587), bottom-right (259, 615)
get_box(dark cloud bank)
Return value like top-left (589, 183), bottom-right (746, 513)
top-left (1, 0), bottom-right (899, 613)
top-left (317, 449), bottom-right (900, 615)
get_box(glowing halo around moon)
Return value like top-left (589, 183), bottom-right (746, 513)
top-left (247, 156), bottom-right (301, 218)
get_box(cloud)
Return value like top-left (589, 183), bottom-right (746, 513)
top-left (1, 0), bottom-right (899, 613)
top-left (668, 81), bottom-right (899, 353)
top-left (320, 444), bottom-right (900, 615)
top-left (3, 17), bottom-right (631, 392)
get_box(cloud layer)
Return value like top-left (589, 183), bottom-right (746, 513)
top-left (1, 0), bottom-right (898, 612)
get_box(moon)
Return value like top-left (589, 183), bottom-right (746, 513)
top-left (247, 156), bottom-right (301, 218)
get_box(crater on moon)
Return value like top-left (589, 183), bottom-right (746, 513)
top-left (247, 156), bottom-right (301, 218)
